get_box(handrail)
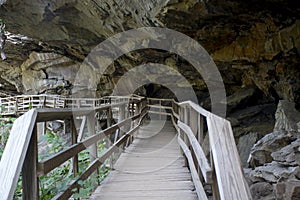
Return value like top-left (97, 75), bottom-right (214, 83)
top-left (0, 95), bottom-right (147, 200)
top-left (147, 97), bottom-right (252, 200)
top-left (177, 121), bottom-right (212, 183)
top-left (0, 94), bottom-right (144, 116)
top-left (0, 109), bottom-right (37, 200)
top-left (1, 95), bottom-right (251, 200)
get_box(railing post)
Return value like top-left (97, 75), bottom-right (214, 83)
top-left (183, 106), bottom-right (190, 167)
top-left (87, 113), bottom-right (97, 162)
top-left (159, 99), bottom-right (162, 120)
top-left (14, 100), bottom-right (18, 114)
top-left (179, 106), bottom-right (187, 167)
top-left (134, 101), bottom-right (141, 137)
top-left (106, 107), bottom-right (115, 168)
top-left (22, 126), bottom-right (39, 200)
top-left (119, 104), bottom-right (126, 150)
top-left (71, 117), bottom-right (79, 176)
top-left (190, 109), bottom-right (200, 175)
top-left (211, 154), bottom-right (221, 200)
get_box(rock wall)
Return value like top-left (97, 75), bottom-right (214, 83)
top-left (246, 101), bottom-right (300, 199)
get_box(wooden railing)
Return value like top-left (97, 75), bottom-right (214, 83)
top-left (0, 95), bottom-right (251, 200)
top-left (0, 95), bottom-right (147, 200)
top-left (147, 98), bottom-right (252, 200)
top-left (0, 94), bottom-right (136, 116)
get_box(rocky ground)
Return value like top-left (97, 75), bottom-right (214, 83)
top-left (245, 101), bottom-right (300, 199)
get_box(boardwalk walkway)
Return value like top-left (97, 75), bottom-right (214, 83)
top-left (0, 95), bottom-right (252, 200)
top-left (90, 120), bottom-right (198, 200)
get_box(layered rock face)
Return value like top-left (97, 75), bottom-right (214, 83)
top-left (0, 1), bottom-right (299, 102)
top-left (246, 101), bottom-right (300, 199)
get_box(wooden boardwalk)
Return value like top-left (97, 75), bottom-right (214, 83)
top-left (0, 96), bottom-right (252, 200)
top-left (90, 120), bottom-right (198, 200)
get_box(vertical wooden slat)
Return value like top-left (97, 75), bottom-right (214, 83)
top-left (190, 109), bottom-right (199, 174)
top-left (71, 118), bottom-right (79, 176)
top-left (159, 99), bottom-right (162, 120)
top-left (22, 126), bottom-right (39, 200)
top-left (106, 107), bottom-right (114, 168)
top-left (198, 115), bottom-right (204, 144)
top-left (211, 154), bottom-right (221, 200)
top-left (180, 106), bottom-right (188, 167)
top-left (87, 113), bottom-right (97, 162)
top-left (119, 104), bottom-right (126, 150)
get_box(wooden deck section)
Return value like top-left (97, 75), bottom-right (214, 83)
top-left (0, 96), bottom-right (252, 200)
top-left (90, 120), bottom-right (198, 200)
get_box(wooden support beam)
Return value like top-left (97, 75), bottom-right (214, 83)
top-left (0, 109), bottom-right (37, 200)
top-left (178, 121), bottom-right (213, 184)
top-left (22, 126), bottom-right (39, 200)
top-left (71, 118), bottom-right (79, 176)
top-left (77, 116), bottom-right (87, 142)
top-left (87, 113), bottom-right (98, 162)
top-left (207, 113), bottom-right (252, 200)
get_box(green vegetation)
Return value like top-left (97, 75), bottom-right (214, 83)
top-left (37, 131), bottom-right (109, 199)
top-left (0, 119), bottom-right (109, 199)
top-left (0, 117), bottom-right (15, 158)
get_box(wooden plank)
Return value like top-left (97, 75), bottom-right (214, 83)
top-left (71, 118), bottom-right (79, 176)
top-left (179, 101), bottom-right (209, 117)
top-left (37, 115), bottom-right (136, 175)
top-left (178, 121), bottom-right (212, 184)
top-left (148, 105), bottom-right (173, 110)
top-left (91, 120), bottom-right (198, 200)
top-left (53, 116), bottom-right (142, 200)
top-left (77, 116), bottom-right (86, 142)
top-left (87, 113), bottom-right (97, 161)
top-left (22, 127), bottom-right (39, 200)
top-left (36, 101), bottom-right (129, 122)
top-left (0, 109), bottom-right (37, 200)
top-left (207, 113), bottom-right (252, 200)
top-left (177, 136), bottom-right (208, 200)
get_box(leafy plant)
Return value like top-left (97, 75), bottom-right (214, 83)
top-left (0, 105), bottom-right (5, 113)
top-left (0, 118), bottom-right (15, 158)
top-left (29, 102), bottom-right (33, 109)
top-left (1, 120), bottom-right (110, 200)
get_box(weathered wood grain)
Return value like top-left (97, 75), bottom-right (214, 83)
top-left (178, 121), bottom-right (212, 183)
top-left (207, 113), bottom-right (252, 200)
top-left (178, 136), bottom-right (208, 200)
top-left (0, 109), bottom-right (37, 200)
top-left (90, 121), bottom-right (198, 200)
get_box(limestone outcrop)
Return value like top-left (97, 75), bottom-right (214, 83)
top-left (246, 101), bottom-right (300, 199)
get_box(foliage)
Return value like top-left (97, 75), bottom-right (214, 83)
top-left (38, 130), bottom-right (67, 161)
top-left (1, 119), bottom-right (110, 200)
top-left (0, 117), bottom-right (15, 158)
top-left (37, 131), bottom-right (109, 199)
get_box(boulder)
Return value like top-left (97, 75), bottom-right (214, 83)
top-left (249, 161), bottom-right (299, 183)
top-left (271, 138), bottom-right (300, 167)
top-left (250, 182), bottom-right (275, 200)
top-left (248, 100), bottom-right (300, 167)
top-left (274, 100), bottom-right (300, 132)
top-left (274, 181), bottom-right (300, 200)
top-left (238, 132), bottom-right (259, 167)
top-left (248, 131), bottom-right (296, 167)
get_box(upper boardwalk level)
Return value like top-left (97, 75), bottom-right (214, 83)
top-left (0, 95), bottom-right (252, 200)
top-left (0, 94), bottom-right (124, 116)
